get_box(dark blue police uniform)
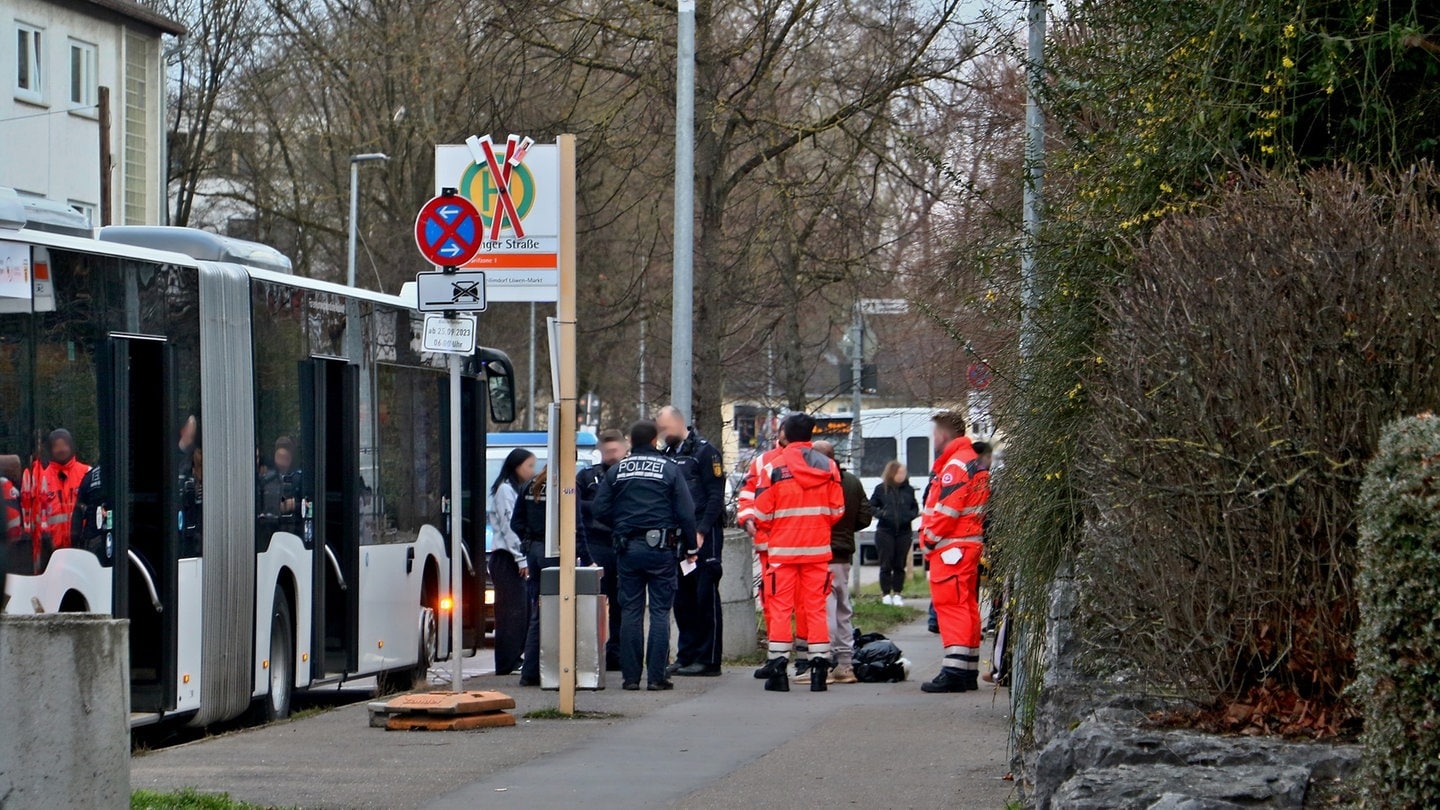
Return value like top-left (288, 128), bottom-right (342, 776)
top-left (578, 462), bottom-right (622, 669)
top-left (664, 429), bottom-right (726, 674)
top-left (593, 447), bottom-right (697, 688)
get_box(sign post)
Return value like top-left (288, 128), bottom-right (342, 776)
top-left (556, 135), bottom-right (579, 715)
top-left (413, 188), bottom-right (485, 695)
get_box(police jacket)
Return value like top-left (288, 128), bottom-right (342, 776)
top-left (754, 442), bottom-right (844, 565)
top-left (920, 436), bottom-right (988, 554)
top-left (510, 478), bottom-right (591, 564)
top-left (830, 468), bottom-right (873, 564)
top-left (663, 429), bottom-right (725, 558)
top-left (593, 447), bottom-right (698, 550)
top-left (577, 464), bottom-right (613, 548)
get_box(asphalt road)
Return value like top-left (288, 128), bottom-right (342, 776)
top-left (131, 613), bottom-right (1016, 809)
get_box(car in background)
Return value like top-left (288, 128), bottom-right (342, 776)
top-left (483, 431), bottom-right (600, 552)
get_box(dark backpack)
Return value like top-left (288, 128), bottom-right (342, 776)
top-left (852, 633), bottom-right (906, 683)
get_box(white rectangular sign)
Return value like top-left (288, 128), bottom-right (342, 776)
top-left (416, 269), bottom-right (487, 313)
top-left (422, 313), bottom-right (478, 355)
top-left (483, 268), bottom-right (559, 303)
top-left (435, 141), bottom-right (560, 270)
top-left (860, 298), bottom-right (910, 315)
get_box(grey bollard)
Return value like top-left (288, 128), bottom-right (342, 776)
top-left (0, 614), bottom-right (129, 809)
top-left (720, 528), bottom-right (759, 659)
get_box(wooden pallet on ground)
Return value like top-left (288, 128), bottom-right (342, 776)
top-left (368, 690), bottom-right (516, 731)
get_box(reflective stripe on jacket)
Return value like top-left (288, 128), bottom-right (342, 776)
top-left (737, 446), bottom-right (783, 553)
top-left (754, 442), bottom-right (843, 565)
top-left (920, 436), bottom-right (987, 553)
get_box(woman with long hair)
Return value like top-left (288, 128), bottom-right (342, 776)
top-left (869, 460), bottom-right (919, 605)
top-left (488, 448), bottom-right (535, 675)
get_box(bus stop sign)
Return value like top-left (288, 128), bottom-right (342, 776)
top-left (415, 192), bottom-right (483, 267)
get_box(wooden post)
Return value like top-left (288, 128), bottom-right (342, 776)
top-left (556, 134), bottom-right (579, 714)
top-left (98, 86), bottom-right (112, 226)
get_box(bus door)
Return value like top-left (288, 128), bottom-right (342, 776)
top-left (452, 377), bottom-right (488, 651)
top-left (301, 357), bottom-right (359, 678)
top-left (103, 334), bottom-right (178, 714)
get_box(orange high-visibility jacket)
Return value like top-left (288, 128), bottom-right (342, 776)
top-left (737, 445), bottom-right (785, 553)
top-left (920, 436), bottom-right (988, 554)
top-left (754, 442), bottom-right (844, 565)
top-left (38, 457), bottom-right (90, 552)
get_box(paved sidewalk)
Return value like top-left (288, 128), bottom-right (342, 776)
top-left (132, 614), bottom-right (1016, 809)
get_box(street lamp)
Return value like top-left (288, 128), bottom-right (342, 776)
top-left (347, 152), bottom-right (389, 288)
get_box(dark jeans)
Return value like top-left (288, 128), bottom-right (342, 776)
top-left (586, 540), bottom-right (622, 666)
top-left (489, 551), bottom-right (527, 675)
top-left (618, 539), bottom-right (678, 686)
top-left (875, 527), bottom-right (912, 594)
top-left (521, 540), bottom-right (557, 682)
top-left (674, 559), bottom-right (723, 668)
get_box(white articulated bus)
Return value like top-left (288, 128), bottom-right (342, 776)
top-left (0, 194), bottom-right (514, 726)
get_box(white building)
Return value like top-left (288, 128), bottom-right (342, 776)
top-left (0, 0), bottom-right (183, 226)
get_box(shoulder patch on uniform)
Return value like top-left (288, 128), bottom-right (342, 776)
top-left (713, 461), bottom-right (723, 477)
top-left (941, 471), bottom-right (956, 485)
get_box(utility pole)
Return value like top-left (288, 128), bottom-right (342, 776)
top-left (850, 303), bottom-right (864, 474)
top-left (527, 302), bottom-right (537, 429)
top-left (347, 153), bottom-right (388, 288)
top-left (670, 0), bottom-right (696, 417)
top-left (1021, 0), bottom-right (1046, 357)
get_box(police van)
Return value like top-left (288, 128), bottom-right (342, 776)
top-left (483, 431), bottom-right (599, 552)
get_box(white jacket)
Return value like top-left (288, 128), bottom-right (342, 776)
top-left (487, 481), bottom-right (526, 565)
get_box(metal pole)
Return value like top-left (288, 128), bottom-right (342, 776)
top-left (670, 0), bottom-right (696, 417)
top-left (1020, 0), bottom-right (1046, 357)
top-left (638, 313), bottom-right (647, 417)
top-left (347, 160), bottom-right (359, 288)
top-left (528, 302), bottom-right (537, 429)
top-left (850, 303), bottom-right (864, 473)
top-left (448, 352), bottom-right (464, 692)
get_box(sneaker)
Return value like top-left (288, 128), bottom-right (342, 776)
top-left (827, 664), bottom-right (858, 684)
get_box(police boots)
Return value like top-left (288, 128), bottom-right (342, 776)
top-left (809, 658), bottom-right (831, 692)
top-left (755, 656), bottom-right (790, 692)
top-left (920, 666), bottom-right (978, 693)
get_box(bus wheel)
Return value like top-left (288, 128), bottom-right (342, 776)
top-left (263, 591), bottom-right (295, 721)
top-left (376, 606), bottom-right (435, 695)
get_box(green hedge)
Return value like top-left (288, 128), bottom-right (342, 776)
top-left (1357, 414), bottom-right (1440, 807)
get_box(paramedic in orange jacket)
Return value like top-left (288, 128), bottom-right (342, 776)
top-left (751, 414), bottom-right (844, 692)
top-left (919, 411), bottom-right (989, 693)
top-left (35, 429), bottom-right (91, 571)
top-left (738, 435), bottom-right (818, 675)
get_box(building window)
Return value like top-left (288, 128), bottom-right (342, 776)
top-left (69, 40), bottom-right (97, 110)
top-left (69, 201), bottom-right (96, 226)
top-left (15, 24), bottom-right (43, 103)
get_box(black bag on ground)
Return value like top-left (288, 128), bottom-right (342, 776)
top-left (852, 633), bottom-right (906, 683)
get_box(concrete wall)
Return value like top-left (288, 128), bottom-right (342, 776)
top-left (719, 528), bottom-right (757, 658)
top-left (0, 614), bottom-right (129, 809)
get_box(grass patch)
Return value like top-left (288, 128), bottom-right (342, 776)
top-left (521, 708), bottom-right (618, 720)
top-left (851, 597), bottom-right (923, 635)
top-left (854, 569), bottom-right (930, 599)
top-left (131, 789), bottom-right (286, 810)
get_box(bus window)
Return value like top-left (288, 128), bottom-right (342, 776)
top-left (906, 436), bottom-right (930, 477)
top-left (375, 364), bottom-right (444, 544)
top-left (861, 438), bottom-right (896, 478)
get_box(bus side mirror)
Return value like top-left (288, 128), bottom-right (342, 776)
top-left (476, 348), bottom-right (517, 424)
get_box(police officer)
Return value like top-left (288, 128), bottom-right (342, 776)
top-left (593, 420), bottom-right (698, 691)
top-left (578, 429), bottom-right (628, 671)
top-left (656, 405), bottom-right (726, 677)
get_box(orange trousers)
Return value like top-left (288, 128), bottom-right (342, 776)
top-left (763, 560), bottom-right (830, 653)
top-left (928, 541), bottom-right (983, 649)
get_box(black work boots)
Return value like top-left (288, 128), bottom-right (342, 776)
top-left (921, 666), bottom-right (978, 693)
top-left (808, 658), bottom-right (831, 692)
top-left (755, 656), bottom-right (789, 691)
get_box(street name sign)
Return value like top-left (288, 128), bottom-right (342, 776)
top-left (416, 269), bottom-right (487, 313)
top-left (422, 313), bottom-right (478, 355)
